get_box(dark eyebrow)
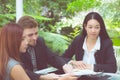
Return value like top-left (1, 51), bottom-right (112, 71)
top-left (28, 33), bottom-right (34, 37)
top-left (96, 25), bottom-right (100, 27)
top-left (35, 32), bottom-right (38, 34)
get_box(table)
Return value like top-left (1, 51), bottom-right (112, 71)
top-left (103, 73), bottom-right (120, 80)
top-left (35, 67), bottom-right (120, 80)
top-left (78, 73), bottom-right (120, 80)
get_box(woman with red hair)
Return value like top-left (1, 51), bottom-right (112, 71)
top-left (0, 23), bottom-right (30, 80)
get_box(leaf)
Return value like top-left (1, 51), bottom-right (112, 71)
top-left (38, 31), bottom-right (69, 55)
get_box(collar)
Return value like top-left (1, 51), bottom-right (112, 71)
top-left (83, 36), bottom-right (101, 51)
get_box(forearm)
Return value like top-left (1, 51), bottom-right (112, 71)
top-left (48, 54), bottom-right (69, 70)
top-left (39, 73), bottom-right (59, 80)
top-left (25, 69), bottom-right (40, 80)
top-left (94, 63), bottom-right (117, 73)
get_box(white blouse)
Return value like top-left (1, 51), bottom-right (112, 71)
top-left (82, 36), bottom-right (100, 65)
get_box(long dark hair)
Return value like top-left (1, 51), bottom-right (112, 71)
top-left (81, 12), bottom-right (110, 40)
top-left (0, 23), bottom-right (23, 79)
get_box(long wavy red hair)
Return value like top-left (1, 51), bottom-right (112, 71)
top-left (0, 23), bottom-right (23, 79)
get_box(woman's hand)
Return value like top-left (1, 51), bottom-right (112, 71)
top-left (69, 60), bottom-right (86, 70)
top-left (40, 73), bottom-right (59, 80)
top-left (58, 74), bottom-right (78, 80)
top-left (69, 60), bottom-right (92, 70)
top-left (63, 63), bottom-right (74, 74)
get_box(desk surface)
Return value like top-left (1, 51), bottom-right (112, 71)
top-left (78, 73), bottom-right (120, 80)
top-left (35, 67), bottom-right (120, 80)
top-left (103, 73), bottom-right (120, 80)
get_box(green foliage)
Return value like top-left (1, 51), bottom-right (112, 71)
top-left (0, 0), bottom-right (16, 14)
top-left (112, 39), bottom-right (120, 46)
top-left (107, 25), bottom-right (120, 39)
top-left (70, 27), bottom-right (81, 39)
top-left (98, 0), bottom-right (120, 29)
top-left (97, 0), bottom-right (120, 46)
top-left (0, 14), bottom-right (15, 27)
top-left (24, 14), bottom-right (52, 29)
top-left (107, 28), bottom-right (120, 46)
top-left (23, 0), bottom-right (42, 15)
top-left (38, 31), bottom-right (69, 55)
top-left (39, 0), bottom-right (72, 14)
top-left (53, 16), bottom-right (82, 38)
top-left (67, 0), bottom-right (101, 13)
top-left (0, 0), bottom-right (16, 27)
top-left (23, 0), bottom-right (73, 17)
top-left (0, 0), bottom-right (120, 53)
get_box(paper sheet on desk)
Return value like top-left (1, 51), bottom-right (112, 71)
top-left (60, 69), bottom-right (102, 77)
top-left (35, 68), bottom-right (102, 77)
top-left (35, 67), bottom-right (58, 74)
top-left (74, 69), bottom-right (97, 76)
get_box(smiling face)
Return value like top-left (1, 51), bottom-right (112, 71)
top-left (85, 19), bottom-right (101, 40)
top-left (23, 27), bottom-right (38, 47)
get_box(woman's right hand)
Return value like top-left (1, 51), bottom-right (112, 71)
top-left (39, 73), bottom-right (59, 80)
top-left (58, 74), bottom-right (78, 80)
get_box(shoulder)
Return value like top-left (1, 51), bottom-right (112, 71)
top-left (101, 38), bottom-right (113, 49)
top-left (11, 65), bottom-right (30, 80)
top-left (72, 35), bottom-right (84, 44)
top-left (37, 36), bottom-right (44, 41)
top-left (11, 65), bottom-right (24, 72)
top-left (36, 36), bottom-right (45, 45)
top-left (37, 36), bottom-right (45, 43)
top-left (36, 36), bottom-right (47, 48)
top-left (7, 58), bottom-right (20, 70)
top-left (6, 58), bottom-right (20, 79)
top-left (101, 38), bottom-right (113, 46)
top-left (11, 65), bottom-right (25, 73)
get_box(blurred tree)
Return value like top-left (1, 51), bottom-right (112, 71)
top-left (0, 0), bottom-right (119, 52)
top-left (96, 0), bottom-right (120, 46)
top-left (67, 0), bottom-right (101, 14)
top-left (0, 0), bottom-right (15, 27)
top-left (0, 0), bottom-right (16, 14)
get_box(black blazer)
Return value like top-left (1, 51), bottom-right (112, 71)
top-left (62, 35), bottom-right (117, 73)
top-left (20, 37), bottom-right (68, 80)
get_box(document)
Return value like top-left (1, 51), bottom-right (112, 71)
top-left (35, 67), bottom-right (58, 74)
top-left (73, 69), bottom-right (101, 77)
top-left (35, 67), bottom-right (102, 77)
top-left (60, 69), bottom-right (102, 77)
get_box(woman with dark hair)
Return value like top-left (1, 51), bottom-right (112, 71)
top-left (0, 23), bottom-right (30, 80)
top-left (63, 12), bottom-right (117, 73)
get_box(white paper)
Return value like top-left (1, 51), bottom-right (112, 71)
top-left (35, 68), bottom-right (102, 77)
top-left (60, 69), bottom-right (102, 77)
top-left (35, 67), bottom-right (58, 74)
top-left (73, 69), bottom-right (97, 76)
